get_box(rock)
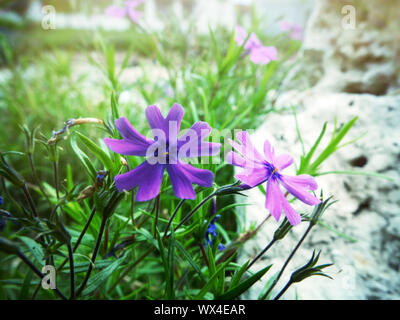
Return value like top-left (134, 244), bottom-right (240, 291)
top-left (240, 0), bottom-right (400, 300)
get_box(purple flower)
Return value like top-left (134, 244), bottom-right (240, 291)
top-left (234, 26), bottom-right (278, 65)
top-left (279, 20), bottom-right (303, 40)
top-left (226, 132), bottom-right (321, 226)
top-left (105, 0), bottom-right (144, 24)
top-left (104, 103), bottom-right (221, 202)
top-left (204, 214), bottom-right (225, 251)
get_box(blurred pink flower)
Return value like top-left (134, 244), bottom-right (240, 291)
top-left (280, 20), bottom-right (303, 40)
top-left (105, 0), bottom-right (144, 24)
top-left (234, 26), bottom-right (278, 65)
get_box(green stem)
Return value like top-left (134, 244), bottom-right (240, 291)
top-left (75, 215), bottom-right (107, 298)
top-left (107, 247), bottom-right (154, 294)
top-left (53, 161), bottom-right (59, 200)
top-left (28, 153), bottom-right (51, 206)
top-left (22, 184), bottom-right (38, 218)
top-left (246, 238), bottom-right (276, 271)
top-left (261, 223), bottom-right (314, 300)
top-left (153, 195), bottom-right (160, 238)
top-left (170, 191), bottom-right (216, 236)
top-left (163, 199), bottom-right (185, 240)
top-left (273, 279), bottom-right (293, 300)
top-left (17, 251), bottom-right (67, 300)
top-left (67, 241), bottom-right (75, 300)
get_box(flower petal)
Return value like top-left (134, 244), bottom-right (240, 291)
top-left (226, 151), bottom-right (246, 167)
top-left (145, 105), bottom-right (167, 134)
top-left (263, 140), bottom-right (275, 163)
top-left (105, 5), bottom-right (127, 18)
top-left (275, 154), bottom-right (293, 171)
top-left (166, 164), bottom-right (196, 200)
top-left (280, 193), bottom-right (302, 226)
top-left (177, 121), bottom-right (220, 157)
top-left (114, 161), bottom-right (164, 201)
top-left (250, 46), bottom-right (278, 65)
top-left (166, 103), bottom-right (185, 138)
top-left (127, 8), bottom-right (141, 23)
top-left (233, 131), bottom-right (265, 163)
top-left (279, 174), bottom-right (321, 206)
top-left (104, 138), bottom-right (150, 156)
top-left (234, 26), bottom-right (247, 46)
top-left (265, 178), bottom-right (283, 221)
top-left (235, 166), bottom-right (269, 188)
top-left (178, 161), bottom-right (214, 187)
top-left (115, 117), bottom-right (153, 144)
top-left (266, 178), bottom-right (301, 225)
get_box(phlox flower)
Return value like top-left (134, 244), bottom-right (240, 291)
top-left (234, 26), bottom-right (278, 65)
top-left (105, 0), bottom-right (144, 24)
top-left (279, 20), bottom-right (303, 40)
top-left (104, 103), bottom-right (221, 201)
top-left (226, 132), bottom-right (321, 225)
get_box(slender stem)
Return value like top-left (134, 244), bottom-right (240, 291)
top-left (53, 161), bottom-right (59, 200)
top-left (163, 199), bottom-right (185, 240)
top-left (75, 215), bottom-right (108, 298)
top-left (17, 251), bottom-right (67, 300)
top-left (28, 154), bottom-right (51, 206)
top-left (261, 223), bottom-right (314, 300)
top-left (67, 241), bottom-right (75, 300)
top-left (273, 280), bottom-right (293, 300)
top-left (108, 247), bottom-right (154, 294)
top-left (22, 184), bottom-right (38, 217)
top-left (57, 207), bottom-right (96, 271)
top-left (199, 244), bottom-right (209, 267)
top-left (137, 199), bottom-right (156, 229)
top-left (170, 192), bottom-right (216, 236)
top-left (246, 238), bottom-right (276, 271)
top-left (153, 195), bottom-right (160, 238)
top-left (130, 189), bottom-right (135, 228)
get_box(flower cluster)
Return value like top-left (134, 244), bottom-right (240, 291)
top-left (105, 104), bottom-right (321, 225)
top-left (234, 26), bottom-right (278, 65)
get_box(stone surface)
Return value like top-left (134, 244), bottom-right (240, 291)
top-left (239, 0), bottom-right (400, 300)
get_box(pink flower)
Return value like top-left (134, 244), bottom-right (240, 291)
top-left (234, 26), bottom-right (278, 65)
top-left (105, 0), bottom-right (144, 24)
top-left (280, 20), bottom-right (303, 40)
top-left (226, 132), bottom-right (321, 225)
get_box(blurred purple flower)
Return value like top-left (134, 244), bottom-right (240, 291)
top-left (204, 214), bottom-right (225, 251)
top-left (280, 20), bottom-right (303, 40)
top-left (226, 132), bottom-right (321, 225)
top-left (104, 103), bottom-right (221, 201)
top-left (105, 0), bottom-right (144, 24)
top-left (234, 26), bottom-right (278, 65)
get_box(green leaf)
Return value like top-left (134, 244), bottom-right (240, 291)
top-left (217, 264), bottom-right (272, 300)
top-left (258, 271), bottom-right (279, 300)
top-left (194, 254), bottom-right (235, 300)
top-left (75, 131), bottom-right (114, 172)
top-left (82, 254), bottom-right (128, 296)
top-left (228, 260), bottom-right (250, 290)
top-left (18, 236), bottom-right (44, 265)
top-left (18, 269), bottom-right (33, 300)
top-left (175, 241), bottom-right (206, 282)
top-left (70, 133), bottom-right (97, 180)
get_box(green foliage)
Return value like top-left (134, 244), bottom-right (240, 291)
top-left (0, 7), bottom-right (375, 301)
